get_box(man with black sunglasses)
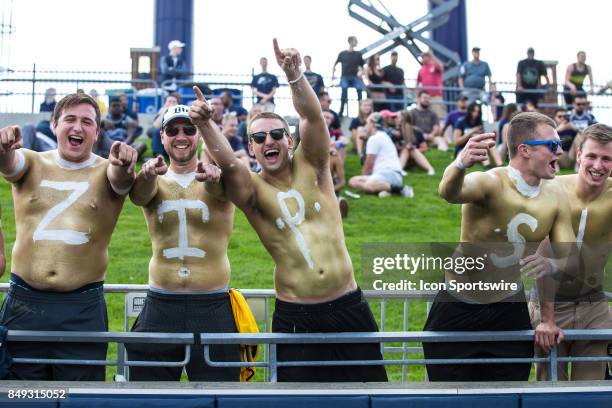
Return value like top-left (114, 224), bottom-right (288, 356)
top-left (532, 124), bottom-right (612, 381)
top-left (125, 104), bottom-right (242, 381)
top-left (426, 111), bottom-right (576, 382)
top-left (569, 96), bottom-right (597, 132)
top-left (190, 39), bottom-right (387, 383)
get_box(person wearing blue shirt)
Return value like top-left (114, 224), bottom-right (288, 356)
top-left (251, 57), bottom-right (279, 112)
top-left (459, 47), bottom-right (493, 104)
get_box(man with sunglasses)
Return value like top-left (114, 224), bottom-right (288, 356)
top-left (426, 112), bottom-right (575, 381)
top-left (532, 123), bottom-right (612, 381)
top-left (126, 104), bottom-right (241, 381)
top-left (569, 96), bottom-right (597, 132)
top-left (190, 39), bottom-right (387, 382)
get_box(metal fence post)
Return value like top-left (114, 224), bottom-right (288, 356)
top-left (550, 344), bottom-right (558, 382)
top-left (30, 63), bottom-right (36, 113)
top-left (269, 344), bottom-right (277, 383)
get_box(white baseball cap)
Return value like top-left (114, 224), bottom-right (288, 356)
top-left (162, 104), bottom-right (191, 129)
top-left (168, 40), bottom-right (186, 50)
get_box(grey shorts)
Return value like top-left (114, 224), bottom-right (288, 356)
top-left (369, 169), bottom-right (403, 189)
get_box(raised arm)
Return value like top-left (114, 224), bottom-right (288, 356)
top-left (106, 141), bottom-right (137, 195)
top-left (0, 126), bottom-right (29, 182)
top-left (129, 156), bottom-right (167, 206)
top-left (438, 133), bottom-right (498, 203)
top-left (273, 38), bottom-right (329, 168)
top-left (190, 86), bottom-right (255, 210)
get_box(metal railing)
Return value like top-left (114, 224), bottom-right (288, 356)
top-left (2, 283), bottom-right (611, 383)
top-left (200, 329), bottom-right (612, 383)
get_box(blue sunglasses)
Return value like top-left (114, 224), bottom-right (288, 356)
top-left (524, 140), bottom-right (561, 152)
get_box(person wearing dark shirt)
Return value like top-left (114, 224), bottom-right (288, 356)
top-left (251, 57), bottom-right (279, 112)
top-left (441, 95), bottom-right (468, 143)
top-left (554, 108), bottom-right (580, 169)
top-left (453, 102), bottom-right (502, 168)
top-left (497, 103), bottom-right (519, 161)
top-left (303, 55), bottom-right (325, 95)
top-left (382, 51), bottom-right (406, 112)
top-left (349, 99), bottom-right (374, 157)
top-left (220, 91), bottom-right (248, 123)
top-left (161, 40), bottom-right (187, 88)
top-left (516, 47), bottom-right (549, 107)
top-left (318, 92), bottom-right (341, 130)
top-left (569, 95), bottom-right (597, 132)
top-left (39, 88), bottom-right (57, 112)
top-left (332, 36), bottom-right (365, 117)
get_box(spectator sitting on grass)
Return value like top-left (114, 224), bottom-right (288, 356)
top-left (555, 108), bottom-right (582, 170)
top-left (398, 111), bottom-right (435, 175)
top-left (324, 109), bottom-right (349, 161)
top-left (453, 101), bottom-right (502, 168)
top-left (441, 95), bottom-right (468, 144)
top-left (150, 92), bottom-right (181, 159)
top-left (348, 112), bottom-right (414, 198)
top-left (497, 103), bottom-right (519, 161)
top-left (349, 99), bottom-right (373, 157)
top-left (329, 145), bottom-right (349, 218)
top-left (102, 97), bottom-right (146, 159)
top-left (237, 104), bottom-right (264, 147)
top-left (222, 113), bottom-right (251, 169)
top-left (220, 90), bottom-right (248, 123)
top-left (409, 90), bottom-right (447, 151)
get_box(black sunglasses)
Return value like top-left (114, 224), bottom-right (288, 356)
top-left (524, 140), bottom-right (561, 152)
top-left (249, 128), bottom-right (287, 144)
top-left (165, 125), bottom-right (197, 137)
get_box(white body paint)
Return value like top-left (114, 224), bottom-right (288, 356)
top-left (33, 180), bottom-right (90, 245)
top-left (277, 189), bottom-right (314, 269)
top-left (576, 208), bottom-right (588, 250)
top-left (157, 199), bottom-right (209, 260)
top-left (166, 170), bottom-right (195, 189)
top-left (314, 202), bottom-right (321, 212)
top-left (178, 266), bottom-right (191, 278)
top-left (491, 213), bottom-right (538, 268)
top-left (507, 165), bottom-right (542, 198)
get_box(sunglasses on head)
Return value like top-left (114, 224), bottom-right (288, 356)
top-left (165, 125), bottom-right (197, 137)
top-left (249, 128), bottom-right (287, 144)
top-left (524, 139), bottom-right (561, 152)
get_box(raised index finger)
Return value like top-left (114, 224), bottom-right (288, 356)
top-left (192, 86), bottom-right (206, 102)
top-left (272, 38), bottom-right (283, 60)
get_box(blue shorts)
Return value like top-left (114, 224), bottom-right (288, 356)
top-left (340, 76), bottom-right (365, 92)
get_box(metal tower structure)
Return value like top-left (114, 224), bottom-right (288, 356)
top-left (347, 0), bottom-right (466, 80)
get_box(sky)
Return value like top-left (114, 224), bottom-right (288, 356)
top-left (2, 0), bottom-right (611, 119)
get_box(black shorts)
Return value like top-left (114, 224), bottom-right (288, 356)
top-left (0, 273), bottom-right (107, 381)
top-left (272, 288), bottom-right (388, 382)
top-left (126, 290), bottom-right (240, 381)
top-left (423, 290), bottom-right (533, 381)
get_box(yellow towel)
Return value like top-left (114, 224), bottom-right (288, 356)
top-left (228, 289), bottom-right (259, 381)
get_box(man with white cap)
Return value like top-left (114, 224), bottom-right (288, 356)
top-left (162, 40), bottom-right (187, 88)
top-left (126, 104), bottom-right (242, 381)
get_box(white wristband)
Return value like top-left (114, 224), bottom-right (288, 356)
top-left (287, 72), bottom-right (304, 84)
top-left (454, 156), bottom-right (467, 170)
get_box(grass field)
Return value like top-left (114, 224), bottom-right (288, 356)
top-left (0, 145), bottom-right (472, 382)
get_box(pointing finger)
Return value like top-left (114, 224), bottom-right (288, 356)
top-left (273, 38), bottom-right (282, 60)
top-left (192, 86), bottom-right (206, 102)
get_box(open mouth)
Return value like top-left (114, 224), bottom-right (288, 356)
top-left (549, 159), bottom-right (557, 172)
top-left (263, 148), bottom-right (280, 164)
top-left (68, 135), bottom-right (84, 147)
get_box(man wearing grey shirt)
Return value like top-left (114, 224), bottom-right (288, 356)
top-left (459, 47), bottom-right (493, 104)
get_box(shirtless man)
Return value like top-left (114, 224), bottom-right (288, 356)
top-left (0, 93), bottom-right (137, 381)
top-left (425, 111), bottom-right (575, 381)
top-left (126, 105), bottom-right (240, 381)
top-left (190, 39), bottom-right (387, 382)
top-left (532, 123), bottom-right (612, 381)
